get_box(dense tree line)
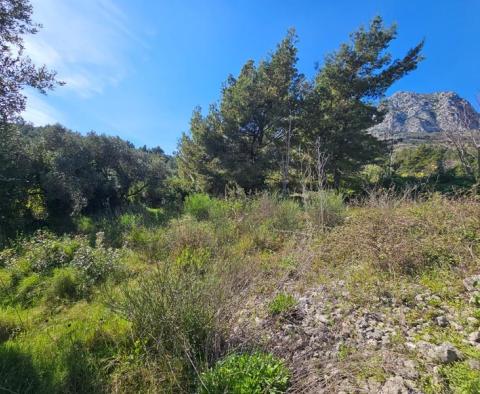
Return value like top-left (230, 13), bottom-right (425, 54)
top-left (0, 123), bottom-right (170, 243)
top-left (0, 0), bottom-right (172, 244)
top-left (177, 17), bottom-right (424, 194)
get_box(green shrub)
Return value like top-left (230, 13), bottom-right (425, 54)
top-left (45, 267), bottom-right (81, 303)
top-left (184, 193), bottom-right (216, 220)
top-left (157, 216), bottom-right (216, 260)
top-left (199, 352), bottom-right (290, 394)
top-left (0, 304), bottom-right (128, 394)
top-left (0, 319), bottom-right (18, 343)
top-left (242, 195), bottom-right (303, 250)
top-left (175, 247), bottom-right (211, 273)
top-left (119, 213), bottom-right (142, 228)
top-left (440, 362), bottom-right (480, 393)
top-left (268, 293), bottom-right (297, 316)
top-left (0, 269), bottom-right (12, 296)
top-left (270, 199), bottom-right (303, 232)
top-left (0, 345), bottom-right (42, 393)
top-left (76, 216), bottom-right (95, 234)
top-left (305, 190), bottom-right (345, 229)
top-left (361, 164), bottom-right (386, 185)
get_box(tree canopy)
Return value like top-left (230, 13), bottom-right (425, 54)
top-left (178, 17), bottom-right (424, 193)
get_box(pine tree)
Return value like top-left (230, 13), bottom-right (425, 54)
top-left (301, 16), bottom-right (424, 188)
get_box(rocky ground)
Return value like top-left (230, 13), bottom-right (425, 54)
top-left (230, 274), bottom-right (480, 393)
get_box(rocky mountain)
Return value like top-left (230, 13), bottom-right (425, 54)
top-left (369, 91), bottom-right (480, 137)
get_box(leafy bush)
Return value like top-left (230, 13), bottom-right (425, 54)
top-left (199, 352), bottom-right (290, 394)
top-left (15, 231), bottom-right (80, 273)
top-left (184, 193), bottom-right (216, 220)
top-left (305, 190), bottom-right (345, 229)
top-left (70, 243), bottom-right (122, 287)
top-left (268, 293), bottom-right (297, 316)
top-left (0, 231), bottom-right (123, 306)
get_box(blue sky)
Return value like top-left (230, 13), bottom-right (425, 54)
top-left (23, 0), bottom-right (480, 154)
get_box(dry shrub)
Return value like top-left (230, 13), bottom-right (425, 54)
top-left (148, 217), bottom-right (217, 262)
top-left (318, 194), bottom-right (480, 277)
top-left (304, 190), bottom-right (345, 229)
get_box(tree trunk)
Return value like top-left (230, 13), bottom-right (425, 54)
top-left (281, 116), bottom-right (292, 196)
top-left (333, 167), bottom-right (340, 189)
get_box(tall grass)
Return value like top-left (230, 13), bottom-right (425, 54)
top-left (116, 262), bottom-right (228, 392)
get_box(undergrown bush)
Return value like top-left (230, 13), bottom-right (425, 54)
top-left (16, 274), bottom-right (42, 306)
top-left (155, 216), bottom-right (216, 261)
top-left (199, 352), bottom-right (290, 394)
top-left (246, 194), bottom-right (302, 231)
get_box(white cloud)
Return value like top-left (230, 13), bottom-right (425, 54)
top-left (25, 0), bottom-right (141, 97)
top-left (22, 92), bottom-right (63, 125)
top-left (21, 0), bottom-right (143, 126)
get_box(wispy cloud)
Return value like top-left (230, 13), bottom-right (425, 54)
top-left (22, 0), bottom-right (142, 123)
top-left (22, 91), bottom-right (64, 125)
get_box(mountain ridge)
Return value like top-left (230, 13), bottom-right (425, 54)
top-left (369, 91), bottom-right (480, 137)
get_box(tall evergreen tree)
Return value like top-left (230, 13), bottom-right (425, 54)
top-left (177, 106), bottom-right (227, 194)
top-left (178, 30), bottom-right (304, 193)
top-left (301, 16), bottom-right (424, 188)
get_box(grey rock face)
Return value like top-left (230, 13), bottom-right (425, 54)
top-left (370, 91), bottom-right (480, 136)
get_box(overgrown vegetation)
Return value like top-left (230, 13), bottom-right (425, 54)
top-left (0, 192), bottom-right (478, 392)
top-left (1, 1), bottom-right (480, 392)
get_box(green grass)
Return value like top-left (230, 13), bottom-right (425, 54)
top-left (268, 293), bottom-right (297, 316)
